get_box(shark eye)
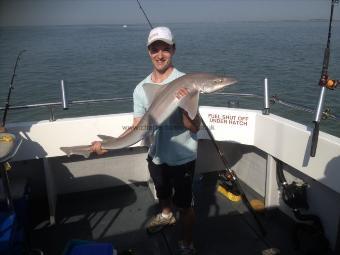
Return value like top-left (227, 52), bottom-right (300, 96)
top-left (214, 79), bottom-right (222, 84)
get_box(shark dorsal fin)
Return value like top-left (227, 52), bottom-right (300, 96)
top-left (179, 91), bottom-right (200, 120)
top-left (97, 134), bottom-right (116, 142)
top-left (142, 83), bottom-right (166, 105)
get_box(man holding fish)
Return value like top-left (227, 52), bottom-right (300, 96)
top-left (86, 26), bottom-right (237, 255)
top-left (92, 26), bottom-right (200, 254)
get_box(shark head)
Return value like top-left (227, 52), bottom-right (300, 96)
top-left (195, 74), bottom-right (237, 94)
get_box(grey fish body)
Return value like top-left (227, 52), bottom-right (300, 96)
top-left (59, 116), bottom-right (152, 158)
top-left (60, 73), bottom-right (237, 158)
top-left (101, 114), bottom-right (153, 150)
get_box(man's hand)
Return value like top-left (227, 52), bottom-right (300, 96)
top-left (0, 126), bottom-right (6, 133)
top-left (182, 110), bottom-right (201, 133)
top-left (176, 87), bottom-right (190, 99)
top-left (90, 117), bottom-right (141, 156)
top-left (90, 141), bottom-right (108, 155)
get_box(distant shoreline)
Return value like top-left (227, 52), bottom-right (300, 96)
top-left (1, 19), bottom-right (339, 28)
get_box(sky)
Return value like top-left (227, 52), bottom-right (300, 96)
top-left (0, 0), bottom-right (339, 26)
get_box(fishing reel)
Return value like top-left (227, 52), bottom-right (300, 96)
top-left (218, 170), bottom-right (236, 184)
top-left (281, 181), bottom-right (309, 210)
top-left (0, 133), bottom-right (23, 210)
top-left (276, 161), bottom-right (309, 210)
top-left (319, 74), bottom-right (339, 90)
top-left (218, 170), bottom-right (241, 198)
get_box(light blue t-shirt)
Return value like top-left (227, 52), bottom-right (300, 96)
top-left (133, 68), bottom-right (198, 166)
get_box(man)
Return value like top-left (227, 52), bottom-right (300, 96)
top-left (91, 26), bottom-right (200, 255)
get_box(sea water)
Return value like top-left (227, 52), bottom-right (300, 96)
top-left (0, 21), bottom-right (339, 136)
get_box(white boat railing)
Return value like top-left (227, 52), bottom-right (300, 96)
top-left (1, 87), bottom-right (339, 122)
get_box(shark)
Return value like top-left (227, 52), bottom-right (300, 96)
top-left (60, 73), bottom-right (237, 158)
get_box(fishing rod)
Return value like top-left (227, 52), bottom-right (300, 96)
top-left (1, 50), bottom-right (26, 130)
top-left (310, 0), bottom-right (339, 157)
top-left (136, 0), bottom-right (153, 29)
top-left (200, 116), bottom-right (267, 236)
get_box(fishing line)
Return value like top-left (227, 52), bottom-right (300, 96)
top-left (136, 0), bottom-right (153, 29)
top-left (135, 3), bottom-right (174, 253)
top-left (135, 0), bottom-right (269, 247)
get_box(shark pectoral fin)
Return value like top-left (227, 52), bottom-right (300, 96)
top-left (60, 146), bottom-right (92, 158)
top-left (142, 83), bottom-right (166, 104)
top-left (97, 134), bottom-right (116, 142)
top-left (179, 91), bottom-right (200, 120)
top-left (60, 147), bottom-right (72, 157)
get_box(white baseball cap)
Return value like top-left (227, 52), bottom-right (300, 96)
top-left (147, 26), bottom-right (175, 47)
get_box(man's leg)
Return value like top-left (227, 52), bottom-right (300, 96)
top-left (146, 157), bottom-right (176, 233)
top-left (172, 160), bottom-right (196, 254)
top-left (159, 199), bottom-right (173, 215)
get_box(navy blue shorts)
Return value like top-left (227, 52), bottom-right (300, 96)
top-left (147, 157), bottom-right (196, 209)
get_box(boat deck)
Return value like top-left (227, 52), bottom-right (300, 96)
top-left (29, 172), bottom-right (334, 255)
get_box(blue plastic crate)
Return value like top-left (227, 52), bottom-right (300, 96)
top-left (0, 212), bottom-right (16, 255)
top-left (63, 240), bottom-right (116, 255)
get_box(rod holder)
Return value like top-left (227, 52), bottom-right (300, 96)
top-left (263, 77), bottom-right (270, 115)
top-left (314, 87), bottom-right (326, 123)
top-left (49, 106), bottom-right (55, 122)
top-left (311, 86), bottom-right (327, 157)
top-left (60, 80), bottom-right (68, 110)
